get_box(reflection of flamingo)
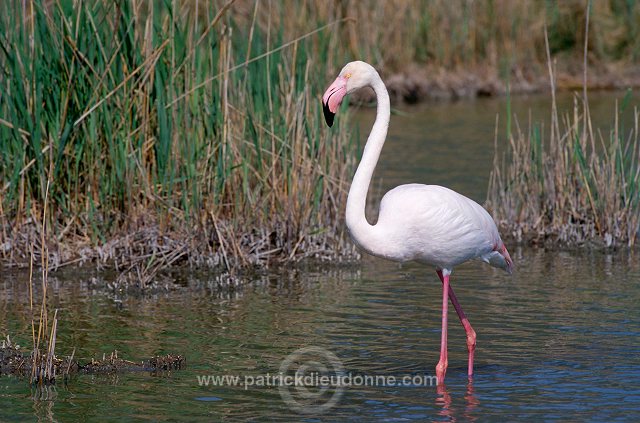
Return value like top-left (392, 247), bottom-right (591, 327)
top-left (322, 61), bottom-right (513, 384)
top-left (436, 382), bottom-right (480, 421)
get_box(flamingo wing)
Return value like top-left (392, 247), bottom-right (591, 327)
top-left (374, 184), bottom-right (510, 271)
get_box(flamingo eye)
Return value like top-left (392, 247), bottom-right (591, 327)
top-left (344, 73), bottom-right (352, 79)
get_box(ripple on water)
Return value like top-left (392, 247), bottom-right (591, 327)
top-left (1, 248), bottom-right (640, 421)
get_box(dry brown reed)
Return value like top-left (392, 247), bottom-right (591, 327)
top-left (487, 18), bottom-right (640, 247)
top-left (487, 98), bottom-right (640, 247)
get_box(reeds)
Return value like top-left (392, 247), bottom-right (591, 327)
top-left (487, 96), bottom-right (640, 247)
top-left (2, 1), bottom-right (639, 273)
top-left (232, 0), bottom-right (640, 73)
top-left (0, 0), bottom-right (358, 272)
top-left (486, 21), bottom-right (640, 247)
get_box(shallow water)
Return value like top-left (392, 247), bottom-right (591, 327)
top-left (1, 251), bottom-right (639, 421)
top-left (2, 91), bottom-right (640, 421)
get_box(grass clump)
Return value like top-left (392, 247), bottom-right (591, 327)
top-left (0, 0), bottom-right (357, 272)
top-left (487, 93), bottom-right (640, 247)
top-left (488, 17), bottom-right (640, 248)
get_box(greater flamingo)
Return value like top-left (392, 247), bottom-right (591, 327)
top-left (322, 61), bottom-right (513, 384)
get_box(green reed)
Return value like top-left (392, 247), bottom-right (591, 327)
top-left (0, 0), bottom-right (357, 268)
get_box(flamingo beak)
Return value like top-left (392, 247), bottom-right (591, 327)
top-left (321, 76), bottom-right (347, 127)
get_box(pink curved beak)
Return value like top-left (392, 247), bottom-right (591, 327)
top-left (321, 76), bottom-right (347, 127)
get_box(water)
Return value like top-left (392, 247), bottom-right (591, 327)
top-left (2, 91), bottom-right (640, 421)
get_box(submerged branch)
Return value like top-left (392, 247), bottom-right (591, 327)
top-left (1, 336), bottom-right (184, 384)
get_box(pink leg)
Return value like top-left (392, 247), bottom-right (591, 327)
top-left (437, 269), bottom-right (477, 379)
top-left (435, 271), bottom-right (450, 385)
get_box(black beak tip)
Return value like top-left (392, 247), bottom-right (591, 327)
top-left (322, 100), bottom-right (335, 127)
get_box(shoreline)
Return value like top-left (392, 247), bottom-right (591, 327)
top-left (1, 215), bottom-right (636, 277)
top-left (0, 219), bottom-right (360, 281)
top-left (352, 61), bottom-right (640, 104)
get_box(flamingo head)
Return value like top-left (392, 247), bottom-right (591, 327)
top-left (322, 61), bottom-right (377, 127)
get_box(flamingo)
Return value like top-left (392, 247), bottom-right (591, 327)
top-left (322, 61), bottom-right (513, 384)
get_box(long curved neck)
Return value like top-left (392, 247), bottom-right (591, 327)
top-left (346, 75), bottom-right (390, 253)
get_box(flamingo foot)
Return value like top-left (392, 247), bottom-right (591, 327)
top-left (436, 358), bottom-right (448, 385)
top-left (466, 326), bottom-right (476, 379)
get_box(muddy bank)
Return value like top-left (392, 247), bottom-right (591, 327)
top-left (1, 337), bottom-right (184, 384)
top-left (353, 61), bottom-right (640, 104)
top-left (0, 219), bottom-right (359, 290)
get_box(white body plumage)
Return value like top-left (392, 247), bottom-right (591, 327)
top-left (352, 183), bottom-right (510, 271)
